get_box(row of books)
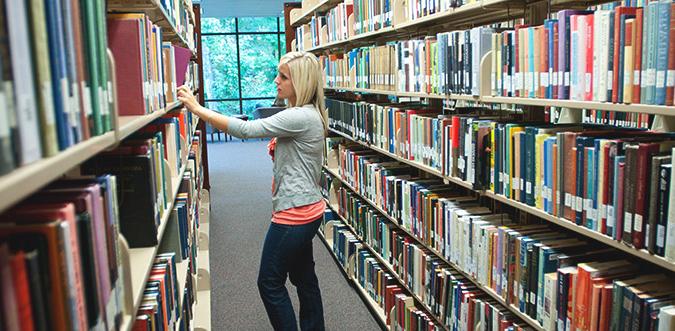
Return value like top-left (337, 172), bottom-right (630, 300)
top-left (0, 0), bottom-right (114, 174)
top-left (133, 253), bottom-right (181, 331)
top-left (108, 13), bottom-right (194, 116)
top-left (0, 175), bottom-right (125, 331)
top-left (0, 123), bottom-right (202, 331)
top-left (160, 0), bottom-right (196, 48)
top-left (326, 98), bottom-right (675, 260)
top-left (489, 4), bottom-right (675, 106)
top-left (295, 2), bottom-right (354, 52)
top-left (82, 110), bottom-right (197, 248)
top-left (325, 219), bottom-right (444, 330)
top-left (324, 152), bottom-right (675, 331)
top-left (320, 26), bottom-right (494, 96)
top-left (324, 182), bottom-right (540, 330)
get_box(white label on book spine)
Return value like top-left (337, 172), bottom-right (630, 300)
top-left (645, 69), bottom-right (656, 86)
top-left (565, 193), bottom-right (572, 207)
top-left (526, 182), bottom-right (532, 194)
top-left (564, 72), bottom-right (570, 87)
top-left (668, 70), bottom-right (675, 87)
top-left (607, 71), bottom-right (613, 90)
top-left (0, 93), bottom-right (8, 137)
top-left (43, 83), bottom-right (56, 123)
top-left (624, 212), bottom-right (633, 232)
top-left (657, 71), bottom-right (667, 88)
top-left (657, 224), bottom-right (666, 248)
top-left (633, 214), bottom-right (643, 232)
top-left (81, 85), bottom-right (91, 117)
top-left (585, 74), bottom-right (592, 93)
top-left (542, 73), bottom-right (550, 87)
top-left (634, 71), bottom-right (641, 85)
top-left (576, 196), bottom-right (583, 212)
top-left (553, 71), bottom-right (559, 86)
top-left (520, 178), bottom-right (525, 191)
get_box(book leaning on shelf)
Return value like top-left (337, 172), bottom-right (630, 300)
top-left (327, 139), bottom-right (675, 330)
top-left (0, 0), bottom-right (113, 175)
top-left (0, 175), bottom-right (125, 331)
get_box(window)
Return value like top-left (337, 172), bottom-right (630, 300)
top-left (201, 17), bottom-right (285, 116)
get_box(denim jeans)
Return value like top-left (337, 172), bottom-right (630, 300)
top-left (257, 218), bottom-right (325, 331)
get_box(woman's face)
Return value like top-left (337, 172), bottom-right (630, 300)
top-left (274, 63), bottom-right (295, 102)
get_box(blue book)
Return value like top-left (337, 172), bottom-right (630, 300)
top-left (546, 19), bottom-right (559, 98)
top-left (45, 0), bottom-right (72, 149)
top-left (643, 1), bottom-right (659, 104)
top-left (655, 0), bottom-right (671, 104)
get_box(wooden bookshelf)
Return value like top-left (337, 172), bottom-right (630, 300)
top-left (324, 167), bottom-right (546, 331)
top-left (324, 200), bottom-right (449, 331)
top-left (315, 230), bottom-right (389, 329)
top-left (482, 95), bottom-right (675, 116)
top-left (291, 0), bottom-right (344, 27)
top-left (0, 131), bottom-right (117, 213)
top-left (121, 158), bottom-right (188, 331)
top-left (194, 188), bottom-right (211, 331)
top-left (117, 102), bottom-right (184, 140)
top-left (325, 86), bottom-right (480, 101)
top-left (108, 0), bottom-right (195, 51)
top-left (328, 129), bottom-right (675, 273)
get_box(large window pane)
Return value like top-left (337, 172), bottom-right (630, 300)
top-left (239, 34), bottom-right (279, 98)
top-left (242, 99), bottom-right (275, 118)
top-left (207, 101), bottom-right (240, 116)
top-left (238, 17), bottom-right (278, 32)
top-left (280, 37), bottom-right (286, 55)
top-left (202, 35), bottom-right (239, 100)
top-left (201, 17), bottom-right (235, 33)
top-left (279, 16), bottom-right (285, 32)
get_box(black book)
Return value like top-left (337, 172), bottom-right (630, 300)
top-left (656, 164), bottom-right (671, 256)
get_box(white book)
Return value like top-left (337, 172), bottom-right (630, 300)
top-left (7, 0), bottom-right (42, 164)
top-left (658, 306), bottom-right (675, 331)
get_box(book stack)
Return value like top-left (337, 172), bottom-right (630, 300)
top-left (133, 253), bottom-right (181, 331)
top-left (0, 175), bottom-right (125, 331)
top-left (352, 0), bottom-right (393, 35)
top-left (0, 0), bottom-right (114, 175)
top-left (322, 44), bottom-right (398, 90)
top-left (404, 0), bottom-right (473, 22)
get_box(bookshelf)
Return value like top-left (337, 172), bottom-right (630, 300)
top-left (323, 167), bottom-right (547, 330)
top-left (315, 224), bottom-right (389, 328)
top-left (330, 127), bottom-right (675, 273)
top-left (194, 189), bottom-right (212, 331)
top-left (0, 0), bottom-right (210, 330)
top-left (291, 0), bottom-right (345, 26)
top-left (297, 0), bottom-right (675, 329)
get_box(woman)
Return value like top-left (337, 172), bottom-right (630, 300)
top-left (177, 51), bottom-right (327, 331)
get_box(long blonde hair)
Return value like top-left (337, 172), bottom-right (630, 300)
top-left (279, 51), bottom-right (328, 135)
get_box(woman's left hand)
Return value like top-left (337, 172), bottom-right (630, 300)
top-left (177, 85), bottom-right (202, 114)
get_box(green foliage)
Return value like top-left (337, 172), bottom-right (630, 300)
top-left (201, 17), bottom-right (286, 115)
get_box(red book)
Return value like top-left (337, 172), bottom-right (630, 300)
top-left (612, 7), bottom-right (639, 103)
top-left (599, 142), bottom-right (612, 235)
top-left (585, 14), bottom-right (594, 101)
top-left (563, 133), bottom-right (579, 221)
top-left (451, 116), bottom-right (461, 177)
top-left (10, 251), bottom-right (35, 331)
top-left (597, 284), bottom-right (614, 331)
top-left (615, 161), bottom-right (626, 242)
top-left (132, 315), bottom-right (150, 331)
top-left (0, 203), bottom-right (88, 331)
top-left (108, 16), bottom-right (149, 115)
top-left (553, 22), bottom-right (560, 99)
top-left (666, 3), bottom-right (675, 105)
top-left (632, 143), bottom-right (661, 249)
top-left (632, 9), bottom-right (644, 104)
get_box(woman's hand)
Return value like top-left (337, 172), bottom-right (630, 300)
top-left (177, 85), bottom-right (202, 114)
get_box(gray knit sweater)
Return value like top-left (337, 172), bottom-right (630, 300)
top-left (226, 104), bottom-right (325, 212)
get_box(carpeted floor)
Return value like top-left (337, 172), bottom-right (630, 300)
top-left (207, 138), bottom-right (381, 331)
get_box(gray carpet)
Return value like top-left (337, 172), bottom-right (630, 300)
top-left (207, 138), bottom-right (381, 331)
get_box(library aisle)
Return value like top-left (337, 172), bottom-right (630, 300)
top-left (207, 139), bottom-right (381, 330)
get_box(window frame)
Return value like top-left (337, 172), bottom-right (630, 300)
top-left (202, 17), bottom-right (285, 114)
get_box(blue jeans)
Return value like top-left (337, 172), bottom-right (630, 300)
top-left (257, 218), bottom-right (325, 331)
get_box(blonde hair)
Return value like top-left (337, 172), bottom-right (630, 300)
top-left (279, 51), bottom-right (328, 135)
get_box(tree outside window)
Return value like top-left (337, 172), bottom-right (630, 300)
top-left (201, 17), bottom-right (285, 118)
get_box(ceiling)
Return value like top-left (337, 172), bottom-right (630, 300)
top-left (198, 0), bottom-right (299, 18)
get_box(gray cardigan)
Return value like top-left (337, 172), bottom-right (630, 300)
top-left (226, 105), bottom-right (325, 212)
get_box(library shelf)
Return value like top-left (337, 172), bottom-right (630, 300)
top-left (108, 0), bottom-right (195, 51)
top-left (324, 200), bottom-right (450, 331)
top-left (121, 159), bottom-right (188, 331)
top-left (482, 95), bottom-right (675, 116)
top-left (291, 0), bottom-right (344, 27)
top-left (329, 128), bottom-right (675, 273)
top-left (315, 230), bottom-right (390, 330)
top-left (0, 131), bottom-right (117, 213)
top-left (323, 167), bottom-right (546, 331)
top-left (325, 86), bottom-right (481, 101)
top-left (117, 102), bottom-right (184, 141)
top-left (303, 0), bottom-right (524, 53)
